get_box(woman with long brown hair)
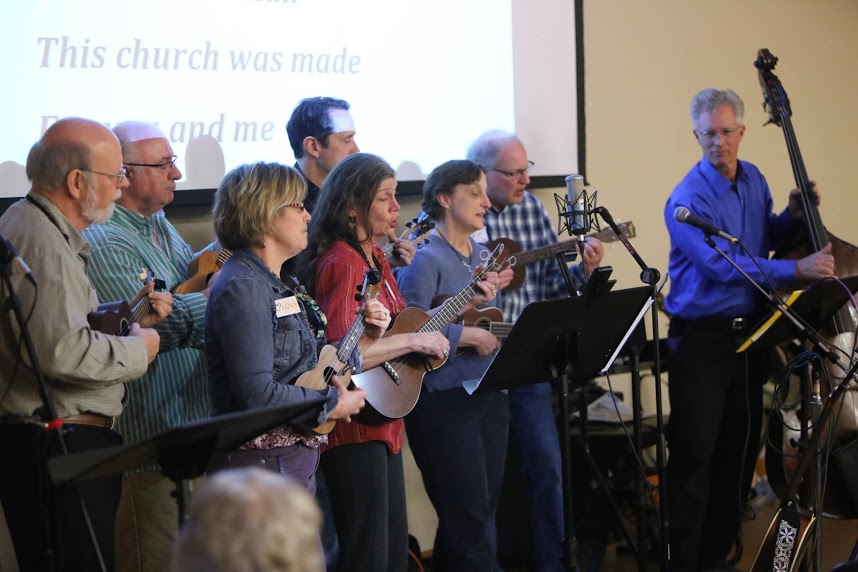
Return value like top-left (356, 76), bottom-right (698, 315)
top-left (298, 153), bottom-right (500, 571)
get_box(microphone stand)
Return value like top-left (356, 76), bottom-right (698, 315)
top-left (589, 205), bottom-right (669, 572)
top-left (0, 253), bottom-right (108, 572)
top-left (699, 234), bottom-right (840, 572)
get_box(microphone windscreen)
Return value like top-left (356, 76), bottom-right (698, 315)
top-left (674, 206), bottom-right (691, 222)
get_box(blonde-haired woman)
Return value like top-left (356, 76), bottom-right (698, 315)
top-left (205, 162), bottom-right (389, 492)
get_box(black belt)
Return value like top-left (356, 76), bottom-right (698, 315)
top-left (670, 315), bottom-right (755, 336)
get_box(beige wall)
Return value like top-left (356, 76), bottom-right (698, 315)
top-left (583, 0), bottom-right (858, 293)
top-left (133, 0), bottom-right (858, 560)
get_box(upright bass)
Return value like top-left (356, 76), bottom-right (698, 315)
top-left (755, 49), bottom-right (858, 520)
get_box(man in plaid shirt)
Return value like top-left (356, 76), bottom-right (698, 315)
top-left (467, 131), bottom-right (603, 571)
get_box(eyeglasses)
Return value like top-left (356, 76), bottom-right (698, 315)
top-left (284, 202), bottom-right (305, 212)
top-left (696, 127), bottom-right (743, 141)
top-left (125, 154), bottom-right (178, 171)
top-left (491, 160), bottom-right (535, 179)
top-left (82, 168), bottom-right (127, 184)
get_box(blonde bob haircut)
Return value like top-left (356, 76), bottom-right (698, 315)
top-left (212, 162), bottom-right (307, 250)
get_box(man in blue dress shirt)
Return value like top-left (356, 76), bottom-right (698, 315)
top-left (663, 88), bottom-right (834, 571)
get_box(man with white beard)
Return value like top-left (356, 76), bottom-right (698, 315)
top-left (0, 117), bottom-right (166, 571)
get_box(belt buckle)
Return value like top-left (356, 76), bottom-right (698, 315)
top-left (106, 416), bottom-right (116, 431)
top-left (731, 317), bottom-right (746, 331)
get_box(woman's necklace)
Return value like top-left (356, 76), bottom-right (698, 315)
top-left (436, 229), bottom-right (473, 273)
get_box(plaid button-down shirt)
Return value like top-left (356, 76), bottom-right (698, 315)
top-left (482, 191), bottom-right (585, 322)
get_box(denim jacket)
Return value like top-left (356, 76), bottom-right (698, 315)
top-left (206, 248), bottom-right (359, 428)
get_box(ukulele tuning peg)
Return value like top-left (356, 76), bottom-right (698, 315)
top-left (366, 269), bottom-right (382, 285)
top-left (354, 293), bottom-right (363, 302)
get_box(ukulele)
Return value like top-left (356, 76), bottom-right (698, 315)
top-left (382, 213), bottom-right (435, 260)
top-left (293, 269), bottom-right (381, 434)
top-left (351, 243), bottom-right (509, 423)
top-left (487, 220), bottom-right (636, 291)
top-left (174, 246), bottom-right (232, 294)
top-left (429, 294), bottom-right (514, 355)
top-left (87, 271), bottom-right (167, 335)
top-left (457, 307), bottom-right (513, 338)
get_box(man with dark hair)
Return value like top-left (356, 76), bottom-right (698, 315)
top-left (286, 96), bottom-right (358, 213)
top-left (82, 121), bottom-right (214, 572)
top-left (286, 98), bottom-right (395, 571)
top-left (284, 97), bottom-right (415, 272)
top-left (663, 88), bottom-right (833, 571)
top-left (0, 117), bottom-right (166, 571)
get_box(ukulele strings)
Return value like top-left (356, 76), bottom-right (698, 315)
top-left (383, 255), bottom-right (502, 376)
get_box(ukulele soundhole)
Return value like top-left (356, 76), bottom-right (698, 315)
top-left (323, 367), bottom-right (337, 386)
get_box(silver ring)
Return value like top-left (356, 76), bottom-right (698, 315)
top-left (443, 349), bottom-right (449, 357)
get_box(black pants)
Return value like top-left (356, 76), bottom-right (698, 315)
top-left (666, 319), bottom-right (768, 570)
top-left (320, 441), bottom-right (408, 572)
top-left (0, 423), bottom-right (122, 572)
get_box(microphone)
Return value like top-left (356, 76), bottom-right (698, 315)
top-left (565, 175), bottom-right (589, 256)
top-left (0, 233), bottom-right (36, 285)
top-left (673, 206), bottom-right (738, 243)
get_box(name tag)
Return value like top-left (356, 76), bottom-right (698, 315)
top-left (275, 296), bottom-right (301, 317)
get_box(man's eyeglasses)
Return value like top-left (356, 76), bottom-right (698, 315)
top-left (125, 154), bottom-right (178, 171)
top-left (82, 168), bottom-right (127, 184)
top-left (695, 127), bottom-right (742, 141)
top-left (491, 161), bottom-right (535, 179)
top-left (284, 202), bottom-right (305, 212)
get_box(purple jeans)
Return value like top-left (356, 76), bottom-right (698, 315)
top-left (207, 443), bottom-right (320, 493)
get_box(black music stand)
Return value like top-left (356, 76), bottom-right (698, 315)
top-left (474, 285), bottom-right (652, 571)
top-left (48, 398), bottom-right (327, 525)
top-left (738, 275), bottom-right (858, 353)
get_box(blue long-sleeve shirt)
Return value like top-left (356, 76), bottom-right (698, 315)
top-left (396, 235), bottom-right (503, 392)
top-left (664, 158), bottom-right (800, 319)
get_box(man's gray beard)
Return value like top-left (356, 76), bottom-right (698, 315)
top-left (81, 181), bottom-right (118, 225)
